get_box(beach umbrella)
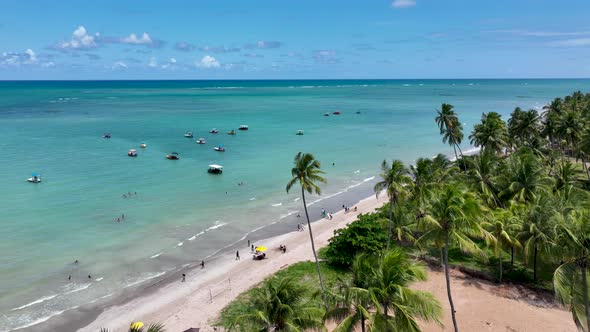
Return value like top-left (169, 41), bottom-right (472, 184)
top-left (130, 322), bottom-right (144, 330)
top-left (256, 246), bottom-right (267, 252)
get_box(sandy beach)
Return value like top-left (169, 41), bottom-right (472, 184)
top-left (79, 191), bottom-right (575, 332)
top-left (79, 194), bottom-right (389, 332)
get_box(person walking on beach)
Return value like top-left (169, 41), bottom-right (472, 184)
top-left (182, 273), bottom-right (186, 282)
top-left (251, 244), bottom-right (254, 252)
top-left (201, 260), bottom-right (205, 269)
top-left (236, 251), bottom-right (240, 260)
top-left (68, 275), bottom-right (71, 281)
top-left (321, 208), bottom-right (326, 218)
top-left (247, 239), bottom-right (250, 247)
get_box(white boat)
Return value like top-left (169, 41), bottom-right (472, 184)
top-left (207, 164), bottom-right (223, 174)
top-left (239, 125), bottom-right (249, 131)
top-left (184, 131), bottom-right (194, 138)
top-left (166, 152), bottom-right (180, 160)
top-left (196, 138), bottom-right (206, 144)
top-left (128, 149), bottom-right (138, 157)
top-left (214, 145), bottom-right (225, 152)
top-left (296, 130), bottom-right (304, 135)
top-left (209, 128), bottom-right (219, 134)
top-left (27, 173), bottom-right (41, 183)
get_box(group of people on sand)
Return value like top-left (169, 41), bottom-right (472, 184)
top-left (342, 205), bottom-right (357, 213)
top-left (279, 244), bottom-right (287, 253)
top-left (321, 208), bottom-right (333, 220)
top-left (114, 213), bottom-right (125, 223)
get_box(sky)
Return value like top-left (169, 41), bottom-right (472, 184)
top-left (1, 0), bottom-right (590, 80)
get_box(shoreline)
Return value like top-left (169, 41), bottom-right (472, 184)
top-left (75, 192), bottom-right (389, 331)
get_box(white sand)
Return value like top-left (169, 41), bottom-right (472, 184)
top-left (80, 192), bottom-right (575, 332)
top-left (79, 194), bottom-right (388, 332)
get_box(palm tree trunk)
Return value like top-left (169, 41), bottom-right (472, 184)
top-left (452, 144), bottom-right (459, 162)
top-left (444, 235), bottom-right (459, 332)
top-left (533, 240), bottom-right (538, 283)
top-left (361, 314), bottom-right (366, 332)
top-left (457, 143), bottom-right (465, 160)
top-left (498, 254), bottom-right (503, 283)
top-left (386, 195), bottom-right (393, 251)
top-left (301, 188), bottom-right (328, 310)
top-left (581, 261), bottom-right (590, 332)
top-left (440, 247), bottom-right (444, 269)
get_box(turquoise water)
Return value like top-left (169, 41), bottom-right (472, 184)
top-left (1, 79), bottom-right (590, 331)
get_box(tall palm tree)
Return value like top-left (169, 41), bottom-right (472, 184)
top-left (326, 255), bottom-right (373, 332)
top-left (469, 112), bottom-right (509, 154)
top-left (482, 209), bottom-right (522, 282)
top-left (223, 276), bottom-right (324, 331)
top-left (417, 183), bottom-right (486, 332)
top-left (286, 152), bottom-right (329, 309)
top-left (435, 103), bottom-right (465, 162)
top-left (507, 107), bottom-right (541, 148)
top-left (498, 152), bottom-right (553, 203)
top-left (374, 160), bottom-right (412, 250)
top-left (554, 209), bottom-right (590, 332)
top-left (557, 110), bottom-right (584, 160)
top-left (517, 196), bottom-right (556, 283)
top-left (360, 249), bottom-right (442, 332)
top-left (465, 150), bottom-right (501, 208)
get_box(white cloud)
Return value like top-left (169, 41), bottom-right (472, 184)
top-left (196, 55), bottom-right (220, 68)
top-left (169, 58), bottom-right (177, 64)
top-left (148, 57), bottom-right (158, 67)
top-left (0, 48), bottom-right (38, 66)
top-left (550, 38), bottom-right (590, 47)
top-left (41, 61), bottom-right (55, 68)
top-left (392, 0), bottom-right (416, 8)
top-left (122, 32), bottom-right (152, 45)
top-left (57, 26), bottom-right (99, 50)
top-left (112, 61), bottom-right (128, 69)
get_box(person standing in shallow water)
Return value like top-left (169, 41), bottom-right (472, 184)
top-left (236, 251), bottom-right (240, 260)
top-left (201, 260), bottom-right (205, 269)
top-left (182, 273), bottom-right (186, 282)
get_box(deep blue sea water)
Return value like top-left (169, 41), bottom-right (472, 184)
top-left (1, 79), bottom-right (590, 331)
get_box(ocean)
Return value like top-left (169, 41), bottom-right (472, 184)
top-left (1, 79), bottom-right (589, 331)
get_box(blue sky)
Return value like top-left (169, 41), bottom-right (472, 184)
top-left (1, 0), bottom-right (589, 79)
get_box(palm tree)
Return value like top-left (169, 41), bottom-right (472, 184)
top-left (556, 110), bottom-right (584, 160)
top-left (498, 152), bottom-right (553, 203)
top-left (326, 255), bottom-right (373, 332)
top-left (517, 196), bottom-right (556, 283)
top-left (359, 249), bottom-right (442, 332)
top-left (465, 150), bottom-right (501, 208)
top-left (482, 209), bottom-right (522, 282)
top-left (469, 112), bottom-right (509, 154)
top-left (374, 160), bottom-right (412, 250)
top-left (507, 107), bottom-right (541, 148)
top-left (435, 103), bottom-right (465, 162)
top-left (286, 152), bottom-right (329, 309)
top-left (223, 276), bottom-right (324, 331)
top-left (417, 183), bottom-right (486, 332)
top-left (554, 209), bottom-right (590, 332)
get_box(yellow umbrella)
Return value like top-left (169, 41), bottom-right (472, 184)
top-left (256, 246), bottom-right (267, 252)
top-left (130, 322), bottom-right (144, 330)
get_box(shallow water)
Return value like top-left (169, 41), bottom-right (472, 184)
top-left (1, 79), bottom-right (589, 331)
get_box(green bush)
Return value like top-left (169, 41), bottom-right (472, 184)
top-left (324, 212), bottom-right (388, 267)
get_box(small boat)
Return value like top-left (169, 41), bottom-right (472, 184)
top-left (196, 138), bottom-right (206, 144)
top-left (323, 113), bottom-right (330, 117)
top-left (209, 128), bottom-right (219, 134)
top-left (239, 125), bottom-right (249, 131)
top-left (214, 145), bottom-right (225, 152)
top-left (27, 173), bottom-right (41, 183)
top-left (103, 133), bottom-right (111, 139)
top-left (184, 131), bottom-right (194, 138)
top-left (166, 152), bottom-right (179, 160)
top-left (128, 149), bottom-right (138, 157)
top-left (140, 143), bottom-right (147, 148)
top-left (227, 130), bottom-right (236, 135)
top-left (207, 164), bottom-right (223, 174)
top-left (296, 130), bottom-right (304, 136)
top-left (333, 111), bottom-right (341, 115)
top-left (355, 111), bottom-right (361, 114)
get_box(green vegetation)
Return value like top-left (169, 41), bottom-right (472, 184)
top-left (218, 91), bottom-right (590, 331)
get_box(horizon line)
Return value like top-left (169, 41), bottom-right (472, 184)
top-left (1, 77), bottom-right (590, 82)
